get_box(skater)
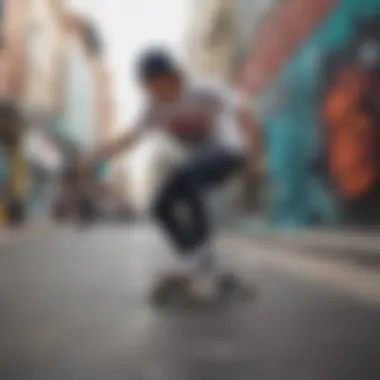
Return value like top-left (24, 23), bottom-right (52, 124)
top-left (79, 48), bottom-right (259, 298)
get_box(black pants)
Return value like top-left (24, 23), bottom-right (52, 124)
top-left (153, 147), bottom-right (243, 255)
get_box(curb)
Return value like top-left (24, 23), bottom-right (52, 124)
top-left (223, 230), bottom-right (380, 267)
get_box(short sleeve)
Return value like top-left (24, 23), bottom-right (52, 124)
top-left (130, 107), bottom-right (156, 135)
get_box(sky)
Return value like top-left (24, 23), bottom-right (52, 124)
top-left (68, 0), bottom-right (191, 129)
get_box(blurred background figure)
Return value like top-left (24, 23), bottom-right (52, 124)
top-left (0, 0), bottom-right (128, 230)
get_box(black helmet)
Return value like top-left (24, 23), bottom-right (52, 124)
top-left (136, 47), bottom-right (178, 80)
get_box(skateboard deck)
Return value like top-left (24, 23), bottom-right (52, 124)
top-left (150, 271), bottom-right (255, 309)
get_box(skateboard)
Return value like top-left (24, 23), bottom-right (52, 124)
top-left (150, 271), bottom-right (255, 309)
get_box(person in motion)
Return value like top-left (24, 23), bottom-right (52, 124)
top-left (81, 48), bottom-right (259, 297)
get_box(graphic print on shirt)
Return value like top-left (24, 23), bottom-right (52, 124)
top-left (142, 78), bottom-right (242, 150)
top-left (162, 92), bottom-right (218, 146)
top-left (168, 110), bottom-right (213, 145)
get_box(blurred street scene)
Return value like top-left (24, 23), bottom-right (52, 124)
top-left (0, 0), bottom-right (134, 230)
top-left (1, 0), bottom-right (380, 230)
top-left (1, 0), bottom-right (380, 379)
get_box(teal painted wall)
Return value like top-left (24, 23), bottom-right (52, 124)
top-left (256, 0), bottom-right (380, 227)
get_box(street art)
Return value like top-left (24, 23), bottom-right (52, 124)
top-left (318, 13), bottom-right (380, 226)
top-left (321, 67), bottom-right (376, 198)
top-left (238, 0), bottom-right (380, 228)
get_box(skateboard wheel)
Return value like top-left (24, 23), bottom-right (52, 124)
top-left (151, 277), bottom-right (190, 307)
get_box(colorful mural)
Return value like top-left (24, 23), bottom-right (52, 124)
top-left (318, 12), bottom-right (380, 226)
top-left (239, 0), bottom-right (380, 227)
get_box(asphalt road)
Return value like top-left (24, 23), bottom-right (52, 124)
top-left (1, 224), bottom-right (380, 380)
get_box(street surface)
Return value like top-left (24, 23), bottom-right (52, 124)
top-left (1, 223), bottom-right (380, 380)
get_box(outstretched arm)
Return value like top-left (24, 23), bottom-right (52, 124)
top-left (95, 127), bottom-right (143, 161)
top-left (81, 126), bottom-right (146, 173)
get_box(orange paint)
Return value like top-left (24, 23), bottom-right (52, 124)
top-left (322, 71), bottom-right (377, 199)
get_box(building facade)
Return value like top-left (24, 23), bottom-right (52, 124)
top-left (23, 0), bottom-right (65, 217)
top-left (58, 13), bottom-right (103, 155)
top-left (1, 0), bottom-right (29, 97)
top-left (231, 0), bottom-right (278, 81)
top-left (188, 0), bottom-right (236, 79)
top-left (61, 39), bottom-right (96, 151)
top-left (92, 60), bottom-right (115, 180)
top-left (93, 61), bottom-right (114, 146)
top-left (24, 0), bottom-right (64, 113)
top-left (0, 2), bottom-right (114, 225)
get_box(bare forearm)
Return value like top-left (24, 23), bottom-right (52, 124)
top-left (93, 129), bottom-right (141, 163)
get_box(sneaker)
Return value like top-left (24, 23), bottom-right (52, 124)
top-left (173, 252), bottom-right (218, 301)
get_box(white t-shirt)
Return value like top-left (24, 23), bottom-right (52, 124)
top-left (136, 77), bottom-right (247, 155)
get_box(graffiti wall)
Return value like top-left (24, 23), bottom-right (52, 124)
top-left (242, 0), bottom-right (380, 228)
top-left (319, 11), bottom-right (380, 227)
